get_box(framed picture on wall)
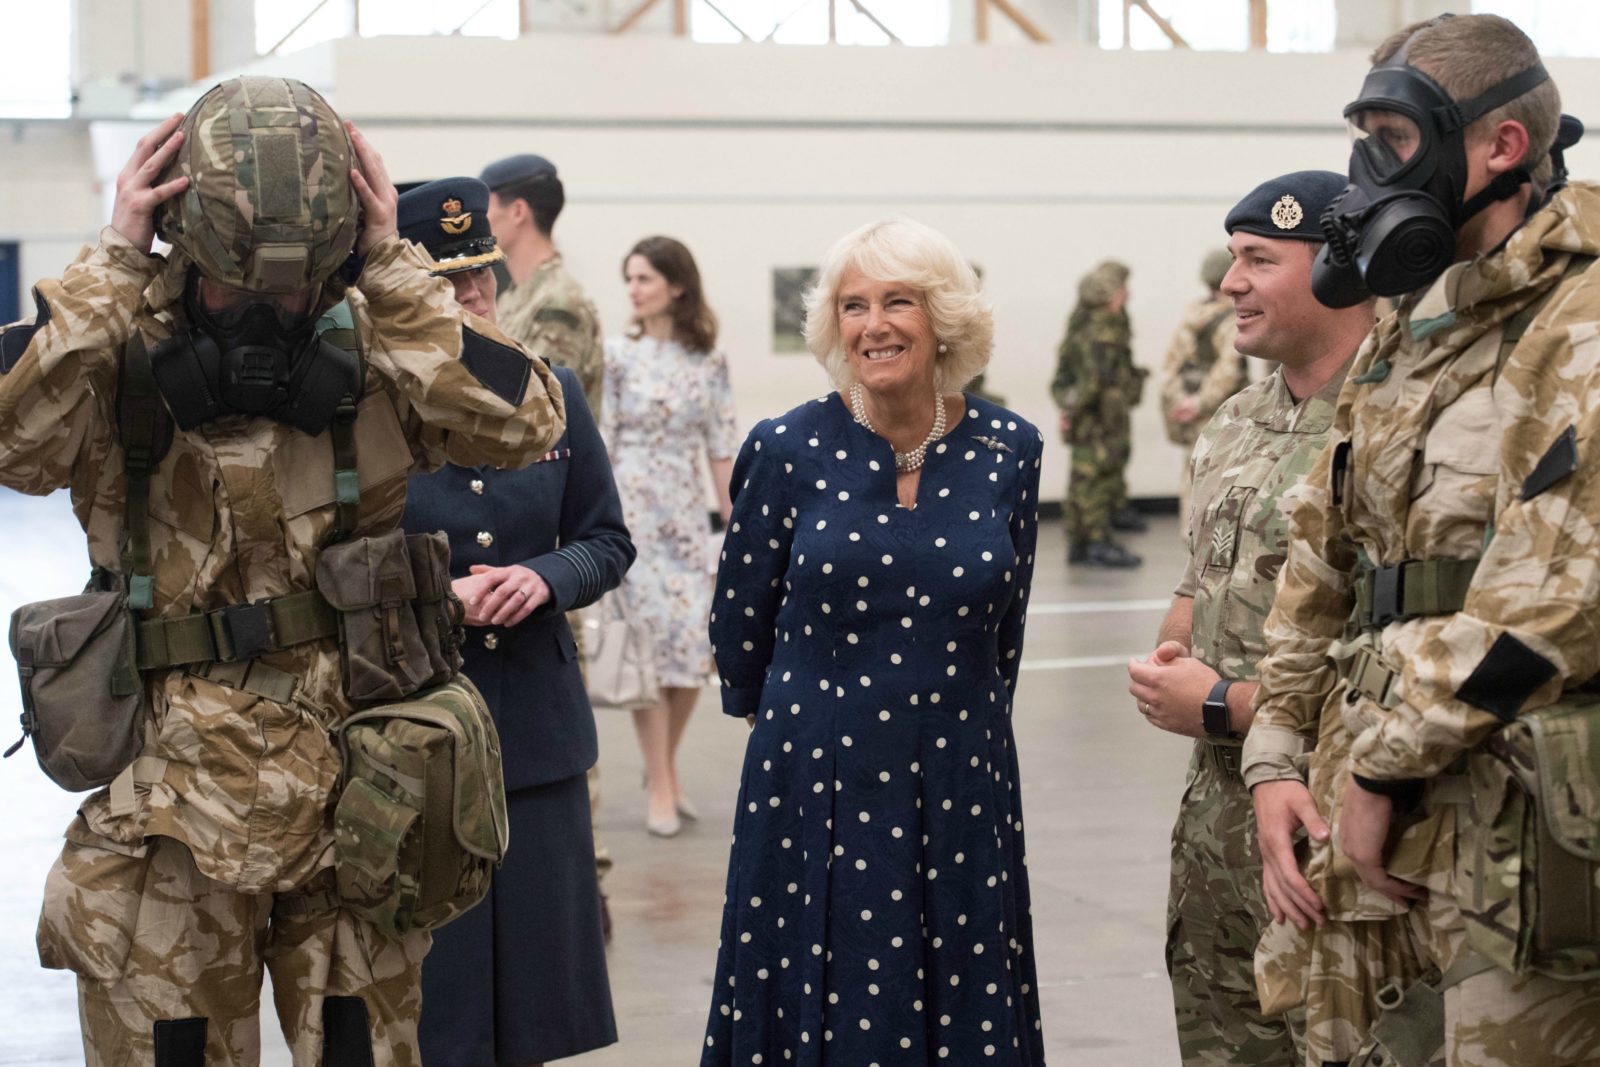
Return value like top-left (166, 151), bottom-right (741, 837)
top-left (772, 266), bottom-right (818, 353)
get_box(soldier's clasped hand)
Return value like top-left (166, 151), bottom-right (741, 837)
top-left (1339, 777), bottom-right (1428, 908)
top-left (110, 113), bottom-right (190, 254)
top-left (1252, 780), bottom-right (1329, 930)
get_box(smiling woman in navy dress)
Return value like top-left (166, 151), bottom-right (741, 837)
top-left (701, 217), bottom-right (1046, 1065)
top-left (394, 178), bottom-right (633, 1067)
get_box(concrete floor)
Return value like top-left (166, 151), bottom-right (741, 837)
top-left (0, 491), bottom-right (1195, 1066)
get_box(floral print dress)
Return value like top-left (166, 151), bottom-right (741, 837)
top-left (601, 335), bottom-right (740, 687)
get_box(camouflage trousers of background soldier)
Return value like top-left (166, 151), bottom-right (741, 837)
top-left (38, 819), bottom-right (430, 1067)
top-left (1167, 745), bottom-right (1304, 1067)
top-left (1064, 438), bottom-right (1129, 546)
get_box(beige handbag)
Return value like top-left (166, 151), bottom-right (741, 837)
top-left (581, 593), bottom-right (659, 711)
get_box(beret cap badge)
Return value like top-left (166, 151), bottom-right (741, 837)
top-left (1271, 195), bottom-right (1305, 231)
top-left (439, 196), bottom-right (471, 235)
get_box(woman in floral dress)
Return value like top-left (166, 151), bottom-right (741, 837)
top-left (602, 236), bottom-right (740, 836)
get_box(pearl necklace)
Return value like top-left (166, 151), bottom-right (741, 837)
top-left (849, 384), bottom-right (946, 473)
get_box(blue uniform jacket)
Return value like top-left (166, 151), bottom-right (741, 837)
top-left (403, 365), bottom-right (634, 791)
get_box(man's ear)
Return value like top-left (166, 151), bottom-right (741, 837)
top-left (1484, 117), bottom-right (1533, 176)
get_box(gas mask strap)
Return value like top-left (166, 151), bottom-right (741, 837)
top-left (1436, 63), bottom-right (1549, 133)
top-left (1458, 167), bottom-right (1534, 225)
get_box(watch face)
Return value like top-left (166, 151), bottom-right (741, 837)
top-left (1203, 697), bottom-right (1230, 738)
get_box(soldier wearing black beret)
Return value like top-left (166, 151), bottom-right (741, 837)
top-left (1128, 169), bottom-right (1376, 1067)
top-left (398, 176), bottom-right (629, 1066)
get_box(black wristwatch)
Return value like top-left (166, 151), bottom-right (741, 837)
top-left (1203, 678), bottom-right (1237, 740)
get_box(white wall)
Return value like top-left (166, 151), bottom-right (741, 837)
top-left (6, 33), bottom-right (1600, 502)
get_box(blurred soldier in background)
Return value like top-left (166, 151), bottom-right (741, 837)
top-left (1053, 259), bottom-right (1147, 567)
top-left (1160, 248), bottom-right (1248, 527)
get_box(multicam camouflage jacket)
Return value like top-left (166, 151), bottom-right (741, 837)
top-left (1050, 305), bottom-right (1146, 439)
top-left (0, 228), bottom-right (565, 893)
top-left (1243, 181), bottom-right (1600, 911)
top-left (1176, 365), bottom-right (1345, 680)
top-left (1159, 295), bottom-right (1247, 447)
top-left (496, 252), bottom-right (604, 416)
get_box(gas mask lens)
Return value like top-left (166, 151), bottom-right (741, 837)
top-left (1348, 108), bottom-right (1423, 183)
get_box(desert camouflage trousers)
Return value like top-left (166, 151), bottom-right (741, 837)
top-left (1167, 742), bottom-right (1305, 1066)
top-left (1254, 802), bottom-right (1600, 1067)
top-left (37, 818), bottom-right (431, 1066)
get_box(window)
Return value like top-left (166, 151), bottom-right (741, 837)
top-left (1472, 0), bottom-right (1600, 57)
top-left (691, 0), bottom-right (951, 46)
top-left (257, 0), bottom-right (519, 57)
top-left (1098, 0), bottom-right (1335, 53)
top-left (0, 0), bottom-right (72, 118)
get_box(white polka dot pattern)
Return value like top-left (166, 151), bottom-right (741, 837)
top-left (702, 393), bottom-right (1046, 1065)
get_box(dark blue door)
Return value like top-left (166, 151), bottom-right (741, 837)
top-left (0, 244), bottom-right (18, 324)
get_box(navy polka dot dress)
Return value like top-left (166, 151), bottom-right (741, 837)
top-left (702, 393), bottom-right (1047, 1066)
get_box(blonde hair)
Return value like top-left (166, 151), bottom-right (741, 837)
top-left (1373, 14), bottom-right (1560, 187)
top-left (803, 216), bottom-right (993, 392)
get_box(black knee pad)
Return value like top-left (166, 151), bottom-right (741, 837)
top-left (322, 996), bottom-right (375, 1067)
top-left (153, 1018), bottom-right (207, 1067)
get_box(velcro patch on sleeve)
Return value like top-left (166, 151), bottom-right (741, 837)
top-left (1456, 632), bottom-right (1558, 723)
top-left (0, 288), bottom-right (52, 374)
top-left (459, 327), bottom-right (532, 406)
top-left (1520, 425), bottom-right (1578, 501)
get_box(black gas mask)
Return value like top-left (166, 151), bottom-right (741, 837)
top-left (147, 279), bottom-right (362, 434)
top-left (1311, 24), bottom-right (1561, 308)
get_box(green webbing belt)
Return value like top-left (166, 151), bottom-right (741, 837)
top-left (1353, 557), bottom-right (1481, 630)
top-left (135, 588), bottom-right (339, 670)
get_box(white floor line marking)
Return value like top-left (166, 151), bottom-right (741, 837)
top-left (1020, 654), bottom-right (1141, 672)
top-left (1028, 599), bottom-right (1170, 615)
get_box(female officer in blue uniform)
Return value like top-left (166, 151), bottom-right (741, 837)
top-left (397, 177), bottom-right (632, 1066)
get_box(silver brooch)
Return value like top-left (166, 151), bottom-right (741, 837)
top-left (1271, 195), bottom-right (1304, 230)
top-left (973, 435), bottom-right (1012, 453)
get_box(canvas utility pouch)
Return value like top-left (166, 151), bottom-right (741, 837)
top-left (317, 529), bottom-right (461, 704)
top-left (6, 591), bottom-right (145, 792)
top-left (1457, 695), bottom-right (1600, 980)
top-left (406, 532), bottom-right (464, 688)
top-left (332, 677), bottom-right (508, 939)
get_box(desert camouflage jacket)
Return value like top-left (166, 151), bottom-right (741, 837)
top-left (496, 252), bottom-right (604, 416)
top-left (1159, 295), bottom-right (1247, 446)
top-left (0, 228), bottom-right (565, 892)
top-left (1176, 365), bottom-right (1345, 681)
top-left (1244, 182), bottom-right (1600, 846)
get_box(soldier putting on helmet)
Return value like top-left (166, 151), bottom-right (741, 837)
top-left (1, 77), bottom-right (564, 1066)
top-left (1246, 14), bottom-right (1600, 1067)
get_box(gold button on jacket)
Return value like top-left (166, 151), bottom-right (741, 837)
top-left (477, 531), bottom-right (494, 548)
top-left (484, 632), bottom-right (500, 650)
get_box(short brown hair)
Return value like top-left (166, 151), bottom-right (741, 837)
top-left (623, 236), bottom-right (719, 354)
top-left (1372, 14), bottom-right (1560, 186)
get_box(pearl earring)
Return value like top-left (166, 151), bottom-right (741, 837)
top-left (937, 342), bottom-right (948, 354)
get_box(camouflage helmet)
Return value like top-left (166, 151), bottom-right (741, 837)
top-left (155, 76), bottom-right (358, 294)
top-left (1199, 248), bottom-right (1232, 290)
top-left (1077, 259), bottom-right (1130, 306)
